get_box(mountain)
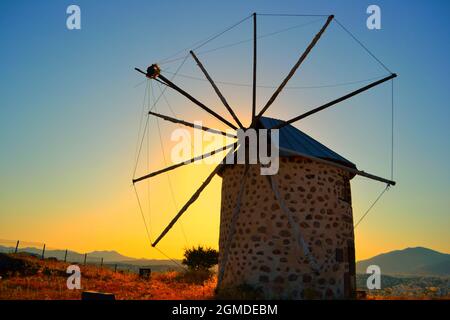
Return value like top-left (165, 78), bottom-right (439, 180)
top-left (86, 250), bottom-right (133, 262)
top-left (0, 245), bottom-right (179, 266)
top-left (356, 247), bottom-right (450, 276)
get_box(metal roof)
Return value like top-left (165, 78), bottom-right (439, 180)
top-left (259, 117), bottom-right (356, 169)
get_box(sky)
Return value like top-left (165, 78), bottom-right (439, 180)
top-left (0, 0), bottom-right (449, 261)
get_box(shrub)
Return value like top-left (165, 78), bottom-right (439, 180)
top-left (182, 246), bottom-right (218, 271)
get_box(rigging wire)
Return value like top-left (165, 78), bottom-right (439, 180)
top-left (354, 80), bottom-right (395, 229)
top-left (193, 18), bottom-right (323, 56)
top-left (146, 83), bottom-right (152, 234)
top-left (354, 184), bottom-right (390, 229)
top-left (133, 183), bottom-right (186, 271)
top-left (391, 78), bottom-right (395, 180)
top-left (132, 55), bottom-right (193, 270)
top-left (133, 183), bottom-right (153, 243)
top-left (151, 81), bottom-right (190, 247)
top-left (132, 54), bottom-right (189, 180)
top-left (334, 18), bottom-right (393, 74)
top-left (258, 13), bottom-right (330, 17)
top-left (132, 81), bottom-right (150, 178)
top-left (158, 14), bottom-right (252, 65)
top-left (159, 17), bottom-right (323, 65)
top-left (132, 12), bottom-right (397, 264)
top-left (161, 71), bottom-right (388, 90)
top-left (132, 83), bottom-right (187, 271)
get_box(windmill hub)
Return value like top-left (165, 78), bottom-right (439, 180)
top-left (146, 64), bottom-right (161, 79)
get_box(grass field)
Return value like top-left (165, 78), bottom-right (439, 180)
top-left (0, 253), bottom-right (215, 300)
top-left (0, 253), bottom-right (448, 300)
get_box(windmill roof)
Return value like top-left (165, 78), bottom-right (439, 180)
top-left (259, 117), bottom-right (356, 169)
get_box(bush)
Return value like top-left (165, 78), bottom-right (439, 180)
top-left (182, 246), bottom-right (218, 271)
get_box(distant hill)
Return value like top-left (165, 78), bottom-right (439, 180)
top-left (86, 250), bottom-right (133, 262)
top-left (0, 245), bottom-right (180, 268)
top-left (356, 247), bottom-right (450, 276)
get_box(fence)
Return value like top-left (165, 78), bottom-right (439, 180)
top-left (0, 238), bottom-right (136, 273)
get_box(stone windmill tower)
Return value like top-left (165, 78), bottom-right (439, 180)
top-left (133, 13), bottom-right (396, 299)
top-left (217, 116), bottom-right (359, 299)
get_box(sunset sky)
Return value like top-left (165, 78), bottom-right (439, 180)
top-left (0, 0), bottom-right (449, 262)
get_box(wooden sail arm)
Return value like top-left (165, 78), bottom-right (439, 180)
top-left (151, 151), bottom-right (234, 247)
top-left (132, 143), bottom-right (235, 184)
top-left (190, 51), bottom-right (244, 129)
top-left (254, 15), bottom-right (334, 124)
top-left (156, 74), bottom-right (238, 130)
top-left (251, 12), bottom-right (257, 123)
top-left (278, 146), bottom-right (396, 186)
top-left (148, 111), bottom-right (237, 138)
top-left (273, 73), bottom-right (397, 129)
top-left (135, 67), bottom-right (238, 130)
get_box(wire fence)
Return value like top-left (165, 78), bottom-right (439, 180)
top-left (0, 238), bottom-right (140, 274)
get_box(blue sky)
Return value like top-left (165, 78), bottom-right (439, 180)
top-left (0, 0), bottom-right (449, 259)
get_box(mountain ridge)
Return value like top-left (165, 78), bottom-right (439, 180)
top-left (356, 246), bottom-right (450, 276)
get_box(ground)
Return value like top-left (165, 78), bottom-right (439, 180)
top-left (0, 253), bottom-right (215, 300)
top-left (0, 253), bottom-right (448, 300)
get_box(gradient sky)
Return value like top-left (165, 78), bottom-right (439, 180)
top-left (0, 0), bottom-right (449, 261)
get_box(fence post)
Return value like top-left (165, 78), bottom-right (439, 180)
top-left (100, 258), bottom-right (103, 268)
top-left (41, 244), bottom-right (46, 259)
top-left (114, 264), bottom-right (117, 272)
top-left (64, 249), bottom-right (68, 262)
top-left (14, 240), bottom-right (19, 254)
top-left (84, 253), bottom-right (87, 266)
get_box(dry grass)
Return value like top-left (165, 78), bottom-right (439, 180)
top-left (0, 254), bottom-right (216, 300)
top-left (1, 254), bottom-right (447, 300)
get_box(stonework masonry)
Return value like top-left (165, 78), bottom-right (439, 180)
top-left (218, 157), bottom-right (356, 299)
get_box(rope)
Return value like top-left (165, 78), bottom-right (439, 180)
top-left (334, 18), bottom-right (393, 74)
top-left (156, 81), bottom-right (179, 118)
top-left (133, 184), bottom-right (186, 271)
top-left (146, 84), bottom-right (152, 231)
top-left (161, 71), bottom-right (387, 90)
top-left (158, 14), bottom-right (252, 65)
top-left (132, 64), bottom-right (192, 271)
top-left (391, 78), bottom-right (395, 180)
top-left (160, 17), bottom-right (323, 65)
top-left (132, 54), bottom-right (189, 180)
top-left (152, 83), bottom-right (189, 247)
top-left (193, 14), bottom-right (253, 51)
top-left (195, 18), bottom-right (323, 56)
top-left (258, 13), bottom-right (330, 17)
top-left (133, 183), bottom-right (153, 243)
top-left (132, 81), bottom-right (150, 178)
top-left (354, 185), bottom-right (390, 229)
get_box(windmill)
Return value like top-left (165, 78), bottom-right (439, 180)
top-left (133, 13), bottom-right (396, 299)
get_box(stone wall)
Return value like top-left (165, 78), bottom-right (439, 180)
top-left (217, 157), bottom-right (356, 299)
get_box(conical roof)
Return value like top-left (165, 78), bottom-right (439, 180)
top-left (259, 117), bottom-right (356, 169)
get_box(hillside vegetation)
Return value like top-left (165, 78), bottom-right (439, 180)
top-left (0, 253), bottom-right (215, 300)
top-left (1, 253), bottom-right (448, 300)
top-left (356, 247), bottom-right (450, 276)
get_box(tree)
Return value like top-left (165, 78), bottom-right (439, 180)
top-left (182, 246), bottom-right (218, 271)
